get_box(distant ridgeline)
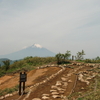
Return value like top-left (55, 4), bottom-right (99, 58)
top-left (0, 58), bottom-right (15, 67)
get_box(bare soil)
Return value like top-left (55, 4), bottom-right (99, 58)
top-left (0, 65), bottom-right (92, 100)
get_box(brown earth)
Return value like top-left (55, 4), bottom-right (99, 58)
top-left (0, 65), bottom-right (92, 100)
top-left (0, 67), bottom-right (61, 90)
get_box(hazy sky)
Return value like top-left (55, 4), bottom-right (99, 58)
top-left (0, 0), bottom-right (100, 58)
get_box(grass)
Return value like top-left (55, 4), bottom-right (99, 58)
top-left (0, 57), bottom-right (57, 77)
top-left (84, 59), bottom-right (100, 63)
top-left (0, 85), bottom-right (19, 96)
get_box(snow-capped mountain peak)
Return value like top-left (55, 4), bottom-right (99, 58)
top-left (0, 43), bottom-right (55, 60)
top-left (32, 44), bottom-right (42, 48)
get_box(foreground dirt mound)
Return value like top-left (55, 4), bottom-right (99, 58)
top-left (0, 67), bottom-right (61, 90)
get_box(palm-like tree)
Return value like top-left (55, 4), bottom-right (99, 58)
top-left (76, 50), bottom-right (85, 60)
top-left (64, 50), bottom-right (71, 60)
top-left (55, 53), bottom-right (62, 65)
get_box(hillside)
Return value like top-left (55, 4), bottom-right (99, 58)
top-left (0, 62), bottom-right (100, 100)
top-left (0, 57), bottom-right (56, 77)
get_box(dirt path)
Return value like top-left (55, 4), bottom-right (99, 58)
top-left (0, 67), bottom-right (61, 100)
top-left (0, 67), bottom-right (61, 90)
top-left (0, 75), bottom-right (12, 85)
top-left (0, 65), bottom-right (92, 100)
top-left (23, 65), bottom-right (91, 100)
top-left (25, 68), bottom-right (74, 100)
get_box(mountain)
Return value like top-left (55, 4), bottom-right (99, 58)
top-left (0, 44), bottom-right (55, 60)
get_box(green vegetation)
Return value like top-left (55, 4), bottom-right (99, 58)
top-left (2, 60), bottom-right (10, 71)
top-left (84, 56), bottom-right (100, 63)
top-left (55, 50), bottom-right (71, 65)
top-left (0, 85), bottom-right (19, 96)
top-left (0, 57), bottom-right (56, 77)
top-left (75, 50), bottom-right (85, 60)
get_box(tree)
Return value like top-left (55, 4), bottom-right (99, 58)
top-left (60, 54), bottom-right (65, 63)
top-left (2, 60), bottom-right (10, 71)
top-left (95, 56), bottom-right (100, 60)
top-left (55, 51), bottom-right (71, 64)
top-left (64, 50), bottom-right (71, 60)
top-left (76, 50), bottom-right (85, 60)
top-left (55, 53), bottom-right (62, 65)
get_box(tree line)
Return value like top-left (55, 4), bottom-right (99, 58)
top-left (55, 50), bottom-right (85, 64)
top-left (55, 50), bottom-right (71, 64)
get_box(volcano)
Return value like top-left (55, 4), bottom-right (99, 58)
top-left (0, 44), bottom-right (55, 60)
